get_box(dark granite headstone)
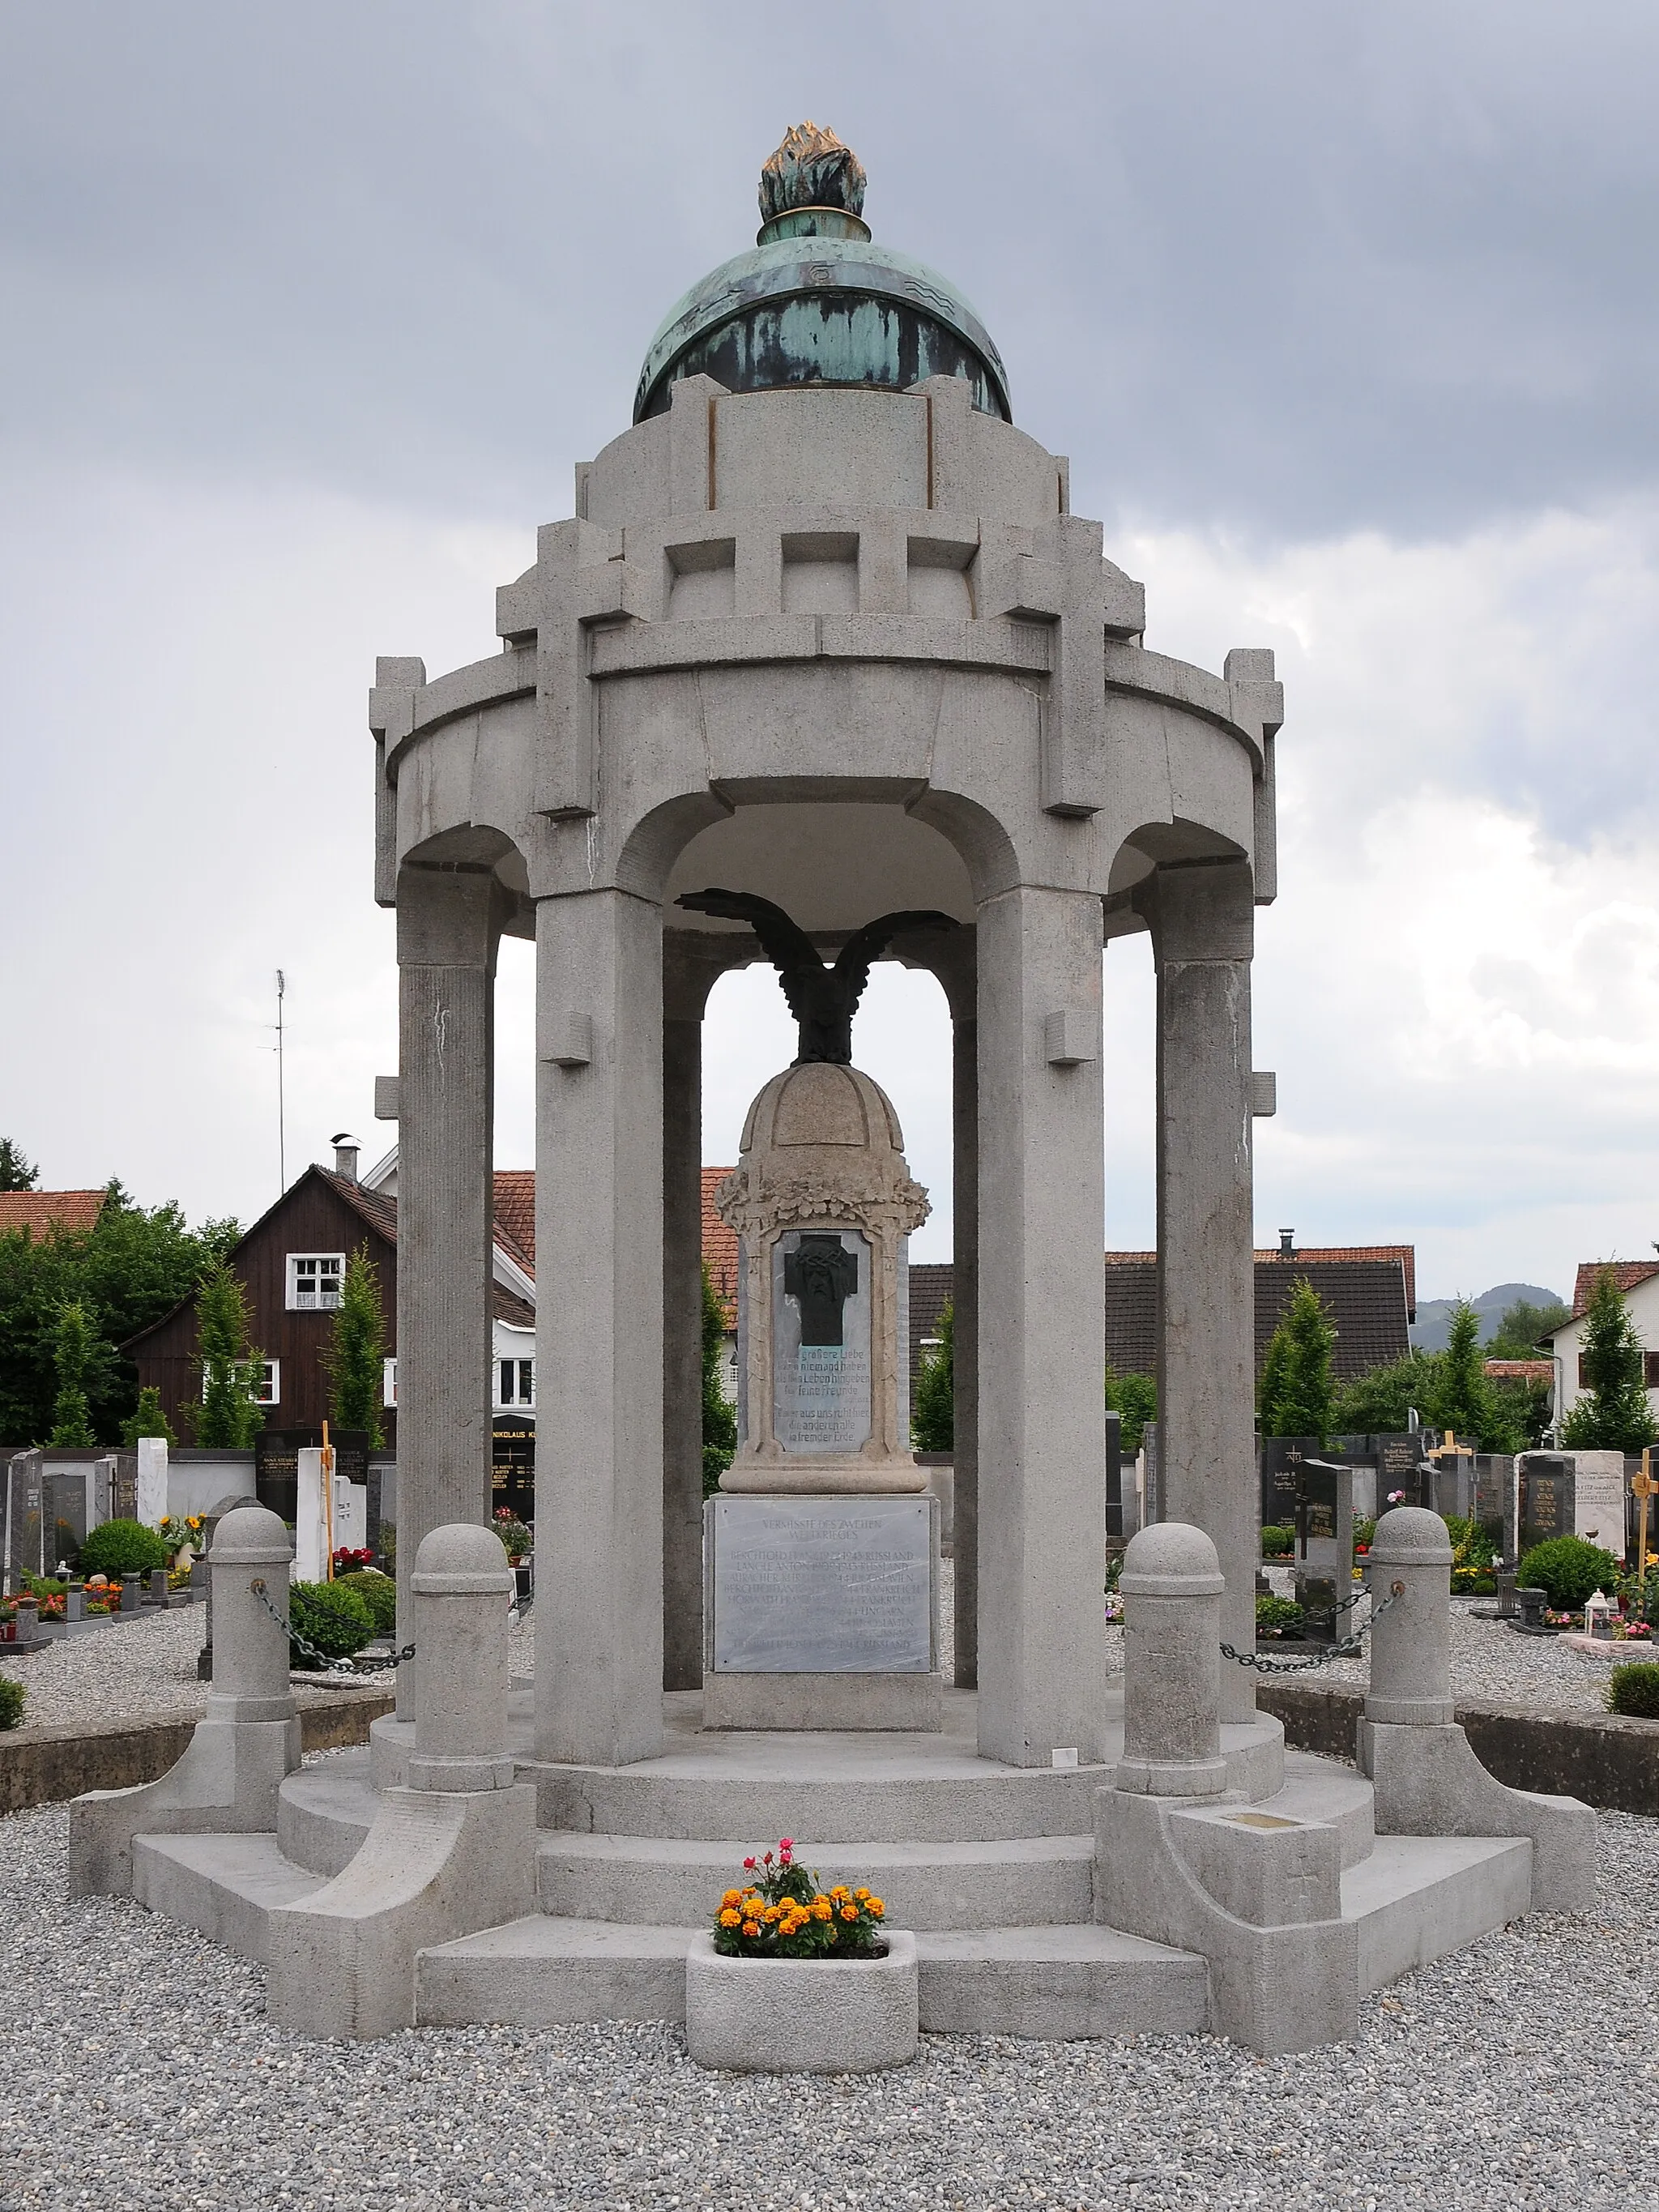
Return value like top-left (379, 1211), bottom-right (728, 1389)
top-left (1518, 1454), bottom-right (1573, 1552)
top-left (6, 1451), bottom-right (44, 1588)
top-left (109, 1453), bottom-right (138, 1522)
top-left (367, 1462), bottom-right (396, 1568)
top-left (44, 1471), bottom-right (88, 1569)
top-left (1104, 1411), bottom-right (1124, 1540)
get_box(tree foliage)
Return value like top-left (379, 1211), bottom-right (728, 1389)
top-left (47, 1301), bottom-right (99, 1447)
top-left (324, 1245), bottom-right (386, 1447)
top-left (0, 1182), bottom-right (237, 1444)
top-left (1560, 1268), bottom-right (1657, 1451)
top-left (701, 1262), bottom-right (737, 1497)
top-left (192, 1258), bottom-right (267, 1450)
top-left (1433, 1300), bottom-right (1506, 1448)
top-left (1486, 1295), bottom-right (1570, 1359)
top-left (121, 1385), bottom-right (177, 1447)
top-left (912, 1299), bottom-right (954, 1452)
top-left (0, 1138), bottom-right (38, 1191)
top-left (1104, 1366), bottom-right (1158, 1458)
top-left (1257, 1278), bottom-right (1337, 1444)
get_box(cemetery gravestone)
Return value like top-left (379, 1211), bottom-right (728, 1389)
top-left (1105, 1411), bottom-right (1124, 1541)
top-left (1518, 1454), bottom-right (1572, 1553)
top-left (1376, 1434), bottom-right (1422, 1511)
top-left (1570, 1451), bottom-right (1627, 1557)
top-left (6, 1451), bottom-right (45, 1590)
top-left (110, 1453), bottom-right (138, 1522)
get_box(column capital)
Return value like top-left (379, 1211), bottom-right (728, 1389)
top-left (662, 925), bottom-right (757, 1019)
top-left (395, 866), bottom-right (514, 970)
top-left (1135, 858), bottom-right (1255, 965)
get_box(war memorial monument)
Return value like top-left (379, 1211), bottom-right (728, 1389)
top-left (68, 124), bottom-right (1592, 2060)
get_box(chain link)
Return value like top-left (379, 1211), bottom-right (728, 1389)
top-left (1222, 1582), bottom-right (1405, 1674)
top-left (249, 1579), bottom-right (415, 1675)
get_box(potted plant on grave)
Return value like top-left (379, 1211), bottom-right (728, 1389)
top-left (684, 1840), bottom-right (918, 2074)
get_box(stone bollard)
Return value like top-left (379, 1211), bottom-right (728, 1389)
top-left (65, 1583), bottom-right (84, 1625)
top-left (1116, 1521), bottom-right (1228, 1797)
top-left (149, 1566), bottom-right (169, 1607)
top-left (407, 1524), bottom-right (517, 1792)
top-left (121, 1574), bottom-right (142, 1616)
top-left (208, 1506), bottom-right (302, 1725)
top-left (69, 1506), bottom-right (301, 1898)
top-left (1358, 1505), bottom-right (1595, 1913)
top-left (267, 1522), bottom-right (535, 2039)
top-left (1495, 1568), bottom-right (1518, 1621)
top-left (1365, 1506), bottom-right (1454, 1726)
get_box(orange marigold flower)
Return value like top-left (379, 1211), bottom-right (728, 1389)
top-left (721, 1890), bottom-right (741, 1907)
top-left (741, 1921), bottom-right (760, 1938)
top-left (762, 1904), bottom-right (781, 1923)
top-left (868, 1898), bottom-right (885, 1916)
top-left (840, 1905), bottom-right (859, 1922)
top-left (830, 1885), bottom-right (850, 1902)
top-left (812, 1898), bottom-right (832, 1920)
top-left (854, 1887), bottom-right (871, 1902)
top-left (719, 1907), bottom-right (742, 1928)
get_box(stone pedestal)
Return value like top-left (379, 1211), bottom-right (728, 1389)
top-left (705, 1061), bottom-right (940, 1728)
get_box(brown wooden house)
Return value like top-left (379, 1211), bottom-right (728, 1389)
top-left (124, 1163), bottom-right (535, 1450)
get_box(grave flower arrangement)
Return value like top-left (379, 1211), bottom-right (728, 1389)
top-left (711, 1841), bottom-right (886, 1960)
top-left (159, 1514), bottom-right (205, 1557)
top-left (331, 1546), bottom-right (375, 1574)
top-left (493, 1509), bottom-right (533, 1563)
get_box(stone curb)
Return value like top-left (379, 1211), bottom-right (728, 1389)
top-left (0, 1689), bottom-right (396, 1817)
top-left (1257, 1682), bottom-right (1659, 1816)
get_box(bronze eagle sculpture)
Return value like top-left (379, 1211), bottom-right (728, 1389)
top-left (676, 889), bottom-right (955, 1065)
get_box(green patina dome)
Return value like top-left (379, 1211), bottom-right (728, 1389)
top-left (633, 124), bottom-right (1011, 425)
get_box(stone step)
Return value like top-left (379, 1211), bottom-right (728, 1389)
top-left (132, 1832), bottom-right (328, 1966)
top-left (1341, 1834), bottom-right (1532, 1992)
top-left (278, 1761), bottom-right (379, 1875)
top-left (535, 1832), bottom-right (1096, 1931)
top-left (417, 1915), bottom-right (696, 2027)
top-left (416, 1915), bottom-right (1211, 2038)
top-left (1260, 1755), bottom-right (1375, 1868)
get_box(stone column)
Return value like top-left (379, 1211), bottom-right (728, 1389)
top-left (1143, 860), bottom-right (1257, 1723)
top-left (1363, 1506), bottom-right (1454, 1727)
top-left (1115, 1522), bottom-right (1227, 1796)
top-left (895, 923), bottom-right (979, 1693)
top-left (535, 887), bottom-right (665, 1766)
top-left (974, 886), bottom-right (1108, 1765)
top-left (395, 867), bottom-right (505, 1709)
top-left (660, 933), bottom-right (752, 1692)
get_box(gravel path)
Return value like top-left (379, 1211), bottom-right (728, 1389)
top-left (1255, 1587), bottom-right (1632, 1712)
top-left (0, 1796), bottom-right (1653, 2210)
top-left (0, 1605), bottom-right (374, 1729)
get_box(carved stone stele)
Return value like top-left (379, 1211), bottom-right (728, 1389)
top-left (716, 1061), bottom-right (929, 1495)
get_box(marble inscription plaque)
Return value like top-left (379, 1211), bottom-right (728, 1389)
top-left (773, 1230), bottom-right (871, 1454)
top-left (710, 1494), bottom-right (934, 1672)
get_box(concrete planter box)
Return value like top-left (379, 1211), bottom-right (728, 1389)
top-left (684, 1931), bottom-right (918, 2073)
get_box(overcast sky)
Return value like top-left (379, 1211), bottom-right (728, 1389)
top-left (3, 2), bottom-right (1657, 1302)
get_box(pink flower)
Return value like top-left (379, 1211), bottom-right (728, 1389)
top-left (742, 1857), bottom-right (757, 1870)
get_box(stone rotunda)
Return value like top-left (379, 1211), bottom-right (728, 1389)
top-left (70, 125), bottom-right (1593, 2053)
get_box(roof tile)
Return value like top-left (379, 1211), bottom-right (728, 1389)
top-left (0, 1189), bottom-right (106, 1241)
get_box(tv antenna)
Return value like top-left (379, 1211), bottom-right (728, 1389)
top-left (275, 969), bottom-right (287, 1195)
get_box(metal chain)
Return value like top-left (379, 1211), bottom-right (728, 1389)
top-left (249, 1579), bottom-right (414, 1675)
top-left (1222, 1582), bottom-right (1405, 1674)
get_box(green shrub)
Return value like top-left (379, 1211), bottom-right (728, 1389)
top-left (1260, 1525), bottom-right (1295, 1557)
top-left (335, 1569), bottom-right (397, 1636)
top-left (1607, 1662), bottom-right (1659, 1719)
top-left (1353, 1518), bottom-right (1376, 1553)
top-left (0, 1677), bottom-right (24, 1730)
top-left (78, 1518), bottom-right (169, 1579)
top-left (287, 1580), bottom-right (374, 1670)
top-left (1516, 1535), bottom-right (1622, 1612)
top-left (1256, 1592), bottom-right (1306, 1638)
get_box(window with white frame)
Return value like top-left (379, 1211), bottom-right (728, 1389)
top-left (288, 1253), bottom-right (344, 1311)
top-left (203, 1358), bottom-right (279, 1404)
top-left (497, 1359), bottom-right (535, 1407)
top-left (383, 1356), bottom-right (398, 1408)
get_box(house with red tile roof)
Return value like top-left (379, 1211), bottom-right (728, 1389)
top-left (0, 1189), bottom-right (107, 1241)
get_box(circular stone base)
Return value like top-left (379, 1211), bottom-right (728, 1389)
top-left (684, 1930), bottom-right (918, 2073)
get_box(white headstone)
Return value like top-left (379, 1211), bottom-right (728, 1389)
top-left (332, 1478), bottom-right (368, 1552)
top-left (134, 1437), bottom-right (168, 1530)
top-left (294, 1448), bottom-right (329, 1582)
top-left (1572, 1451), bottom-right (1627, 1554)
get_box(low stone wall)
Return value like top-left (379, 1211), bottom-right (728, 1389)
top-left (0, 1688), bottom-right (395, 1817)
top-left (1258, 1682), bottom-right (1659, 1817)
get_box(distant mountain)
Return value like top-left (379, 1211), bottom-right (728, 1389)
top-left (1410, 1283), bottom-right (1566, 1354)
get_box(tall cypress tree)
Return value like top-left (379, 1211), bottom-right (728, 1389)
top-left (912, 1299), bottom-right (954, 1451)
top-left (1260, 1278), bottom-right (1337, 1444)
top-left (1561, 1269), bottom-right (1657, 1450)
top-left (194, 1258), bottom-right (266, 1449)
top-left (324, 1245), bottom-right (386, 1448)
top-left (48, 1300), bottom-right (98, 1447)
top-left (1427, 1299), bottom-right (1508, 1449)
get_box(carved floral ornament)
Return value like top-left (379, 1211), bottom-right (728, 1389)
top-left (714, 1166), bottom-right (930, 1244)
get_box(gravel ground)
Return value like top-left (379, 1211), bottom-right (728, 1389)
top-left (0, 1796), bottom-right (1653, 2210)
top-left (1256, 1586), bottom-right (1631, 1712)
top-left (0, 1606), bottom-right (363, 1730)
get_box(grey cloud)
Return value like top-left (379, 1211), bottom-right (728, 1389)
top-left (2, 1), bottom-right (1655, 539)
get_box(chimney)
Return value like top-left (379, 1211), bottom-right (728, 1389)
top-left (1278, 1228), bottom-right (1295, 1258)
top-left (331, 1132), bottom-right (360, 1184)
